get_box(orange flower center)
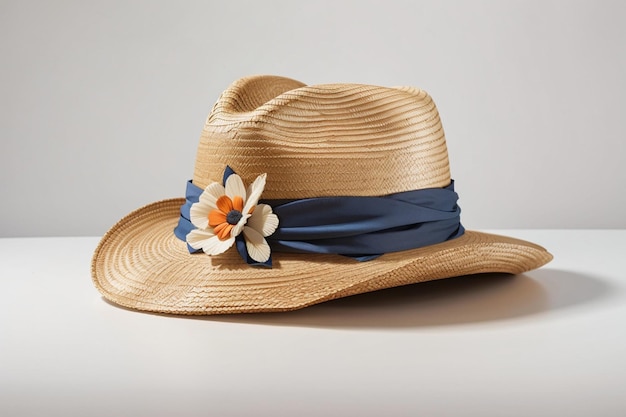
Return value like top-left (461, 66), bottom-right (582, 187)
top-left (208, 195), bottom-right (245, 241)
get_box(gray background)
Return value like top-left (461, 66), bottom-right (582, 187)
top-left (1, 0), bottom-right (624, 237)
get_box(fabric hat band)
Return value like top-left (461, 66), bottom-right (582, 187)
top-left (174, 178), bottom-right (465, 264)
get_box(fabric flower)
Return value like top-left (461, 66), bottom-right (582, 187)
top-left (186, 172), bottom-right (279, 263)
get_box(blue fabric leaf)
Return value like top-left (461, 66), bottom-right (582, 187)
top-left (222, 165), bottom-right (236, 185)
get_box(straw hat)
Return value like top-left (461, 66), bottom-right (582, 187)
top-left (91, 75), bottom-right (552, 315)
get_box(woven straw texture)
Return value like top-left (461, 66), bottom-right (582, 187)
top-left (92, 75), bottom-right (552, 315)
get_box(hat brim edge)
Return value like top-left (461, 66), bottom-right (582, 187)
top-left (92, 199), bottom-right (553, 315)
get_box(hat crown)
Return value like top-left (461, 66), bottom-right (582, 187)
top-left (192, 75), bottom-right (451, 199)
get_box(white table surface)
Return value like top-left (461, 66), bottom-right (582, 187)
top-left (1, 230), bottom-right (625, 417)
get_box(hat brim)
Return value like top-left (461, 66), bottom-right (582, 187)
top-left (92, 198), bottom-right (553, 315)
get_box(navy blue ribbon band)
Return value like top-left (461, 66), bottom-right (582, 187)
top-left (174, 180), bottom-right (464, 262)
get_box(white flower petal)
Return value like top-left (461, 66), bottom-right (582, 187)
top-left (247, 204), bottom-right (279, 237)
top-left (186, 228), bottom-right (215, 250)
top-left (189, 200), bottom-right (211, 229)
top-left (243, 173), bottom-right (267, 214)
top-left (225, 174), bottom-right (246, 201)
top-left (243, 226), bottom-right (271, 263)
top-left (201, 235), bottom-right (235, 256)
top-left (198, 182), bottom-right (225, 209)
top-left (190, 181), bottom-right (227, 229)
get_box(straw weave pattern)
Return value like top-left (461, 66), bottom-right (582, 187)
top-left (193, 76), bottom-right (450, 198)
